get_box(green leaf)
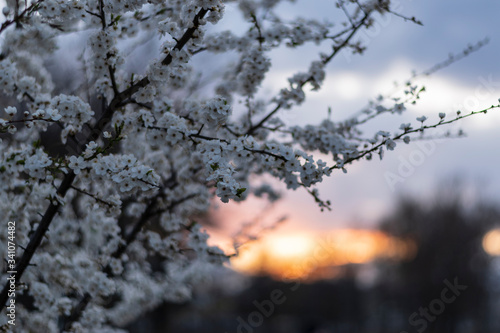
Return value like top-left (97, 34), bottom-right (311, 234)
top-left (236, 188), bottom-right (247, 198)
top-left (6, 153), bottom-right (18, 162)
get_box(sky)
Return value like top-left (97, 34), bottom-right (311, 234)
top-left (207, 0), bottom-right (500, 247)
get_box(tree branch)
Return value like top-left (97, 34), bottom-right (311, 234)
top-left (0, 7), bottom-right (210, 310)
top-left (246, 12), bottom-right (370, 135)
top-left (0, 0), bottom-right (44, 35)
top-left (0, 171), bottom-right (76, 307)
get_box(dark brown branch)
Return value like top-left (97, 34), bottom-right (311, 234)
top-left (114, 192), bottom-right (196, 260)
top-left (70, 185), bottom-right (116, 207)
top-left (0, 0), bottom-right (44, 34)
top-left (246, 12), bottom-right (370, 135)
top-left (58, 192), bottom-right (162, 331)
top-left (58, 293), bottom-right (91, 331)
top-left (384, 8), bottom-right (423, 26)
top-left (112, 193), bottom-right (163, 260)
top-left (0, 7), bottom-right (210, 311)
top-left (0, 171), bottom-right (76, 307)
top-left (61, 189), bottom-right (197, 331)
top-left (330, 104), bottom-right (500, 171)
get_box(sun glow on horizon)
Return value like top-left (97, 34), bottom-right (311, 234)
top-left (483, 229), bottom-right (500, 256)
top-left (229, 229), bottom-right (416, 281)
top-left (267, 234), bottom-right (316, 258)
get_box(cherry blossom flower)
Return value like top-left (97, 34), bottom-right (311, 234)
top-left (0, 0), bottom-right (494, 331)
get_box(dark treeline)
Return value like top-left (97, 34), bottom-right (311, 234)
top-left (128, 187), bottom-right (500, 333)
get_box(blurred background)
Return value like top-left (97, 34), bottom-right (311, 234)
top-left (3, 0), bottom-right (500, 332)
top-left (127, 187), bottom-right (500, 333)
top-left (126, 1), bottom-right (500, 332)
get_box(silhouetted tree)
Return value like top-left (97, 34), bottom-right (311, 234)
top-left (377, 183), bottom-right (499, 333)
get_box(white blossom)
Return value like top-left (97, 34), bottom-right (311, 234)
top-left (4, 106), bottom-right (17, 117)
top-left (0, 1), bottom-right (493, 331)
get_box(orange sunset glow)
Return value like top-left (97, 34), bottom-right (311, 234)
top-left (228, 229), bottom-right (416, 281)
top-left (483, 228), bottom-right (500, 256)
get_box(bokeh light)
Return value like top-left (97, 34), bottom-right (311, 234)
top-left (482, 228), bottom-right (500, 256)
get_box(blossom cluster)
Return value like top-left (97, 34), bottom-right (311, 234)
top-left (0, 0), bottom-right (494, 331)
